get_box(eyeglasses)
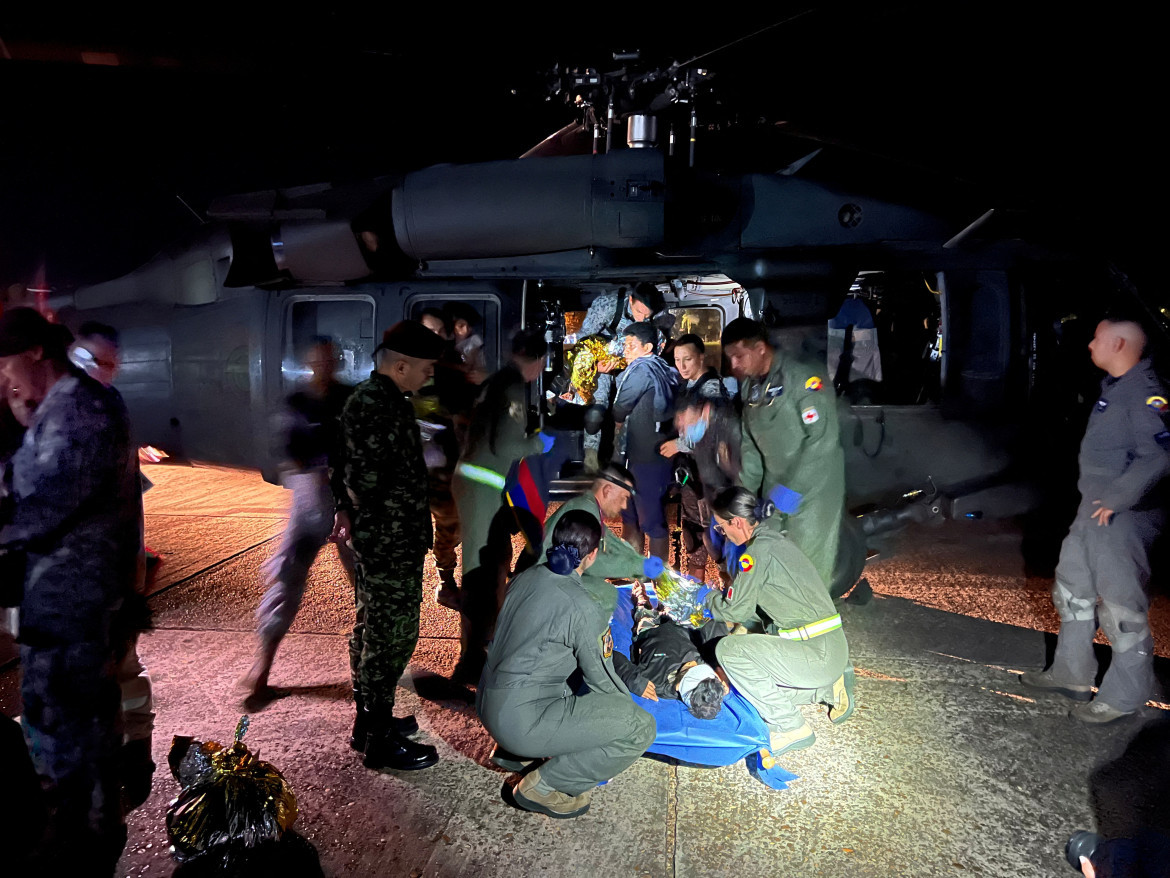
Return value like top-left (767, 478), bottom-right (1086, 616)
top-left (714, 522), bottom-right (728, 535)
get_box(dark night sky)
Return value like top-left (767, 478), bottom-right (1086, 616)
top-left (0, 4), bottom-right (1162, 291)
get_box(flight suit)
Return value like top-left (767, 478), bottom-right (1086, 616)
top-left (477, 563), bottom-right (656, 796)
top-left (339, 371), bottom-right (432, 717)
top-left (1047, 359), bottom-right (1170, 712)
top-left (452, 365), bottom-right (544, 671)
top-left (542, 492), bottom-right (648, 631)
top-left (705, 517), bottom-right (850, 732)
top-left (738, 352), bottom-right (849, 595)
top-left (2, 373), bottom-right (140, 864)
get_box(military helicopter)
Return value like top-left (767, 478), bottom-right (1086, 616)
top-left (52, 41), bottom-right (1138, 543)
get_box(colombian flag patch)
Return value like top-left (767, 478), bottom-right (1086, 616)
top-left (739, 554), bottom-right (755, 573)
top-left (1147, 396), bottom-right (1168, 412)
top-left (805, 376), bottom-right (823, 392)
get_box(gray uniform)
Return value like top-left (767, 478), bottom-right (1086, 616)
top-left (1, 372), bottom-right (140, 850)
top-left (542, 493), bottom-right (648, 631)
top-left (705, 517), bottom-right (849, 732)
top-left (477, 563), bottom-right (656, 796)
top-left (1047, 360), bottom-right (1170, 712)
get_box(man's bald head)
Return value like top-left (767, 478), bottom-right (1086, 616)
top-left (1089, 319), bottom-right (1147, 377)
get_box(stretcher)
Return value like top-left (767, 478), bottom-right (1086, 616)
top-left (609, 584), bottom-right (798, 790)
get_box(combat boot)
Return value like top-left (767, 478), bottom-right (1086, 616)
top-left (1018, 670), bottom-right (1092, 702)
top-left (490, 745), bottom-right (534, 772)
top-left (827, 667), bottom-right (856, 725)
top-left (512, 768), bottom-right (592, 819)
top-left (434, 568), bottom-right (461, 611)
top-left (768, 721), bottom-right (816, 756)
top-left (1069, 700), bottom-right (1135, 725)
top-left (363, 712), bottom-right (437, 772)
top-left (351, 692), bottom-right (417, 752)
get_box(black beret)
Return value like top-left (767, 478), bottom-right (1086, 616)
top-left (0, 307), bottom-right (72, 358)
top-left (377, 320), bottom-right (447, 360)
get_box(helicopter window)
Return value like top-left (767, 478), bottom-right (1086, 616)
top-left (406, 295), bottom-right (501, 374)
top-left (282, 296), bottom-right (375, 392)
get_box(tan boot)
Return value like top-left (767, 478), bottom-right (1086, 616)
top-left (768, 722), bottom-right (816, 756)
top-left (513, 768), bottom-right (592, 819)
top-left (827, 668), bottom-right (856, 725)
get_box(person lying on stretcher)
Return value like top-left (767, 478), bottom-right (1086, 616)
top-left (612, 582), bottom-right (729, 719)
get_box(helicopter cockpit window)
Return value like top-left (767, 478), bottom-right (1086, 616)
top-left (831, 272), bottom-right (942, 405)
top-left (282, 297), bottom-right (375, 393)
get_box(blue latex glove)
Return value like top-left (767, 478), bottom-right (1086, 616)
top-left (768, 484), bottom-right (802, 515)
top-left (538, 432), bottom-right (556, 454)
top-left (643, 556), bottom-right (665, 579)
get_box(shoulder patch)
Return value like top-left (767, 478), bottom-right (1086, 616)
top-left (1146, 396), bottom-right (1168, 413)
top-left (601, 626), bottom-right (614, 659)
top-left (801, 407), bottom-right (820, 424)
top-left (739, 554), bottom-right (755, 573)
top-left (804, 376), bottom-right (823, 392)
top-left (725, 585), bottom-right (734, 600)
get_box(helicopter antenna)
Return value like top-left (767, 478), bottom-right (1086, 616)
top-left (677, 8), bottom-right (818, 69)
top-left (176, 194), bottom-right (208, 226)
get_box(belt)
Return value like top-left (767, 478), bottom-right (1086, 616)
top-left (456, 462), bottom-right (506, 490)
top-left (774, 613), bottom-right (842, 641)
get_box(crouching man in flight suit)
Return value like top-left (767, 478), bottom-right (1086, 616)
top-left (477, 509), bottom-right (656, 819)
top-left (1021, 318), bottom-right (1170, 723)
top-left (706, 487), bottom-right (855, 756)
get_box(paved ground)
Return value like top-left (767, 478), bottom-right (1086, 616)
top-left (3, 463), bottom-right (1168, 877)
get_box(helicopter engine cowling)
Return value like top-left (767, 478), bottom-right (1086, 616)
top-left (390, 150), bottom-right (664, 261)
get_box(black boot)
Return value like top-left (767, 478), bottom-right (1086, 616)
top-left (363, 712), bottom-right (438, 772)
top-left (353, 692), bottom-right (417, 751)
top-left (120, 738), bottom-right (156, 813)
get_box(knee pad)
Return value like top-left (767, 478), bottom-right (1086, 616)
top-left (1098, 601), bottom-right (1151, 654)
top-left (1052, 580), bottom-right (1096, 623)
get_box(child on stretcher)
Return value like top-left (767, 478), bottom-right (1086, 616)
top-left (612, 583), bottom-right (729, 719)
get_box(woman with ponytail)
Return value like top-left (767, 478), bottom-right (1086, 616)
top-left (476, 509), bottom-right (656, 820)
top-left (704, 487), bottom-right (855, 757)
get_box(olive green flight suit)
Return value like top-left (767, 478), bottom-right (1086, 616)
top-left (453, 367), bottom-right (544, 669)
top-left (738, 352), bottom-right (847, 593)
top-left (542, 492), bottom-right (649, 632)
top-left (706, 517), bottom-right (849, 732)
top-left (477, 563), bottom-right (656, 796)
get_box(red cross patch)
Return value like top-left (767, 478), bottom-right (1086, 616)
top-left (801, 407), bottom-right (819, 424)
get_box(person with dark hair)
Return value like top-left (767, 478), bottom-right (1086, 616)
top-left (243, 337), bottom-right (355, 705)
top-left (578, 283), bottom-right (672, 468)
top-left (612, 321), bottom-right (678, 559)
top-left (704, 486), bottom-right (854, 756)
top-left (721, 316), bottom-right (856, 597)
top-left (70, 321), bottom-right (121, 388)
top-left (612, 584), bottom-right (728, 719)
top-left (477, 509), bottom-right (656, 819)
top-left (540, 463), bottom-right (653, 631)
top-left (334, 320), bottom-right (446, 772)
top-left (451, 327), bottom-right (550, 682)
top-left (1020, 319), bottom-right (1170, 723)
top-left (0, 307), bottom-right (141, 872)
top-left (444, 302), bottom-right (487, 381)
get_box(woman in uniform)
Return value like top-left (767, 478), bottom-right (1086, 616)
top-left (705, 487), bottom-right (856, 755)
top-left (477, 509), bottom-right (656, 819)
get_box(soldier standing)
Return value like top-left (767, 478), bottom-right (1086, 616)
top-left (722, 317), bottom-right (857, 596)
top-left (333, 321), bottom-right (445, 771)
top-left (1021, 319), bottom-right (1170, 723)
top-left (0, 308), bottom-right (141, 872)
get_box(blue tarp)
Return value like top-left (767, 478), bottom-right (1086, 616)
top-left (610, 584), bottom-right (798, 790)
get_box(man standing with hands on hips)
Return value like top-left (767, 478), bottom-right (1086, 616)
top-left (1021, 318), bottom-right (1170, 723)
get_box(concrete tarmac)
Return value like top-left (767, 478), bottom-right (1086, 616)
top-left (2, 463), bottom-right (1168, 877)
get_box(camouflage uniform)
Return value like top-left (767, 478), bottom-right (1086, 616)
top-left (338, 371), bottom-right (432, 715)
top-left (1, 373), bottom-right (140, 859)
top-left (738, 352), bottom-right (853, 594)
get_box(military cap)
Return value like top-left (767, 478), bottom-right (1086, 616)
top-left (376, 320), bottom-right (447, 360)
top-left (0, 307), bottom-right (72, 357)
